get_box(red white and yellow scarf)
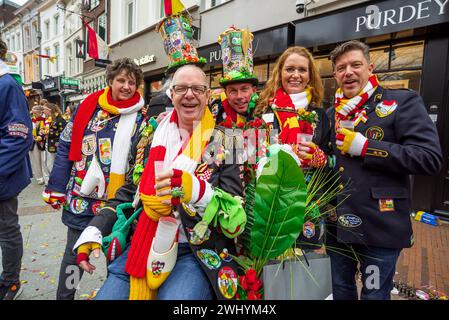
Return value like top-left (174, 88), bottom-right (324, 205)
top-left (125, 107), bottom-right (215, 300)
top-left (271, 87), bottom-right (313, 145)
top-left (334, 75), bottom-right (379, 129)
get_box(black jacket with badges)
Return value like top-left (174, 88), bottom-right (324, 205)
top-left (46, 113), bottom-right (67, 153)
top-left (47, 106), bottom-right (143, 230)
top-left (87, 120), bottom-right (245, 300)
top-left (327, 87), bottom-right (442, 249)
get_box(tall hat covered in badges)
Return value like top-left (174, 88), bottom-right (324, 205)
top-left (157, 13), bottom-right (206, 74)
top-left (218, 26), bottom-right (258, 87)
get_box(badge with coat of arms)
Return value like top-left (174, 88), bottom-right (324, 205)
top-left (376, 100), bottom-right (398, 118)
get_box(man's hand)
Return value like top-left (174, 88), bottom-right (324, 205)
top-left (77, 242), bottom-right (101, 274)
top-left (295, 140), bottom-right (316, 160)
top-left (42, 189), bottom-right (66, 209)
top-left (336, 128), bottom-right (368, 157)
top-left (155, 169), bottom-right (204, 205)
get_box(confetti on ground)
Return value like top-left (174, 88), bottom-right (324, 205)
top-left (21, 280), bottom-right (28, 284)
top-left (39, 271), bottom-right (46, 276)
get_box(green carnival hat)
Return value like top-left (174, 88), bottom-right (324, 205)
top-left (218, 26), bottom-right (258, 87)
top-left (157, 14), bottom-right (206, 74)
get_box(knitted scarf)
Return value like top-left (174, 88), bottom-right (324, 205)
top-left (334, 75), bottom-right (379, 129)
top-left (70, 87), bottom-right (144, 199)
top-left (125, 107), bottom-right (215, 300)
top-left (31, 115), bottom-right (45, 138)
top-left (271, 87), bottom-right (313, 145)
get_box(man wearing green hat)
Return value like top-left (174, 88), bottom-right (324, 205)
top-left (211, 26), bottom-right (259, 127)
top-left (146, 12), bottom-right (208, 120)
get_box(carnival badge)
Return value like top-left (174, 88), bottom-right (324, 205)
top-left (376, 100), bottom-right (398, 118)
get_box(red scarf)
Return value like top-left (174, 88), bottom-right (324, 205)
top-left (272, 88), bottom-right (313, 145)
top-left (68, 88), bottom-right (141, 162)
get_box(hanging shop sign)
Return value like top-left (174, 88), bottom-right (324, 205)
top-left (295, 0), bottom-right (449, 48)
top-left (134, 54), bottom-right (156, 66)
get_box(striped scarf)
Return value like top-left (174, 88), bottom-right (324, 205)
top-left (271, 87), bottom-right (313, 145)
top-left (125, 107), bottom-right (215, 300)
top-left (334, 75), bottom-right (379, 129)
top-left (70, 87), bottom-right (144, 199)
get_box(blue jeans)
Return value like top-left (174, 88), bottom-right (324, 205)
top-left (327, 243), bottom-right (401, 300)
top-left (95, 243), bottom-right (213, 300)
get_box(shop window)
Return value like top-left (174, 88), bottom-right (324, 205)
top-left (390, 42), bottom-right (424, 69)
top-left (210, 70), bottom-right (222, 89)
top-left (91, 0), bottom-right (100, 10)
top-left (126, 0), bottom-right (136, 35)
top-left (315, 57), bottom-right (333, 77)
top-left (98, 14), bottom-right (107, 42)
top-left (203, 0), bottom-right (230, 10)
top-left (370, 47), bottom-right (389, 71)
top-left (321, 77), bottom-right (338, 109)
top-left (151, 80), bottom-right (163, 93)
top-left (269, 62), bottom-right (276, 78)
top-left (206, 73), bottom-right (211, 88)
top-left (377, 70), bottom-right (422, 92)
top-left (253, 63), bottom-right (268, 84)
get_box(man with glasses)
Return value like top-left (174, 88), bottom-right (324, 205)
top-left (211, 26), bottom-right (259, 126)
top-left (72, 64), bottom-right (246, 300)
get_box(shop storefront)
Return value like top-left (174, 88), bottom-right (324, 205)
top-left (108, 26), bottom-right (174, 103)
top-left (294, 0), bottom-right (449, 217)
top-left (40, 76), bottom-right (81, 111)
top-left (198, 24), bottom-right (294, 89)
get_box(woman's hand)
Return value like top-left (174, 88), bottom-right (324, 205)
top-left (295, 141), bottom-right (316, 160)
top-left (155, 169), bottom-right (175, 205)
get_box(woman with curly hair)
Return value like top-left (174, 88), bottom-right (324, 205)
top-left (42, 58), bottom-right (145, 300)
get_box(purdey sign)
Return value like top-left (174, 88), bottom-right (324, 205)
top-left (295, 0), bottom-right (449, 47)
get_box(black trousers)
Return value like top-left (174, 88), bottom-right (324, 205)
top-left (56, 227), bottom-right (85, 300)
top-left (0, 197), bottom-right (22, 286)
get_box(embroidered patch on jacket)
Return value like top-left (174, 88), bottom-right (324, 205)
top-left (75, 156), bottom-right (86, 171)
top-left (182, 203), bottom-right (197, 217)
top-left (303, 221), bottom-right (315, 239)
top-left (8, 123), bottom-right (29, 139)
top-left (70, 198), bottom-right (89, 214)
top-left (60, 122), bottom-right (73, 142)
top-left (99, 138), bottom-right (112, 165)
top-left (81, 134), bottom-right (97, 156)
top-left (379, 199), bottom-right (395, 212)
top-left (187, 227), bottom-right (210, 246)
top-left (365, 126), bottom-right (384, 141)
top-left (375, 100), bottom-right (398, 118)
top-left (196, 249), bottom-right (222, 270)
top-left (338, 214), bottom-right (362, 228)
top-left (217, 266), bottom-right (238, 299)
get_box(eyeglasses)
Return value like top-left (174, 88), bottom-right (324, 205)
top-left (172, 85), bottom-right (208, 96)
